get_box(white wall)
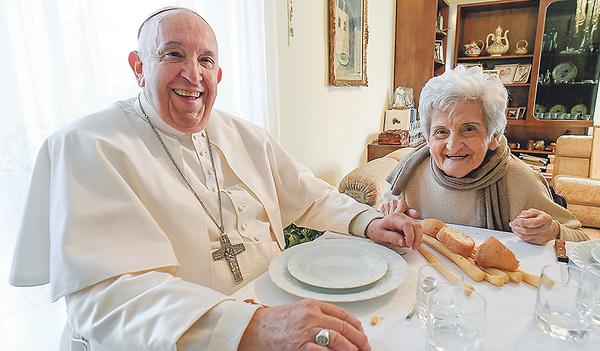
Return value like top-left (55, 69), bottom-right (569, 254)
top-left (275, 0), bottom-right (396, 185)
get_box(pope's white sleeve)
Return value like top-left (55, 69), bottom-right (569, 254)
top-left (65, 270), bottom-right (260, 351)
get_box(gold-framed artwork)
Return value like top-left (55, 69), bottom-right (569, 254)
top-left (506, 107), bottom-right (519, 119)
top-left (513, 63), bottom-right (532, 83)
top-left (328, 0), bottom-right (368, 87)
top-left (494, 64), bottom-right (518, 83)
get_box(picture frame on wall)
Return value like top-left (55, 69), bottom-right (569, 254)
top-left (328, 0), bottom-right (368, 87)
top-left (434, 40), bottom-right (444, 63)
top-left (506, 107), bottom-right (519, 119)
top-left (513, 63), bottom-right (532, 83)
top-left (517, 107), bottom-right (526, 119)
top-left (494, 64), bottom-right (518, 83)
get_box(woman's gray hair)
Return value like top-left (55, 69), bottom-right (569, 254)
top-left (418, 65), bottom-right (508, 143)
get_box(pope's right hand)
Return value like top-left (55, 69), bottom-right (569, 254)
top-left (238, 298), bottom-right (370, 350)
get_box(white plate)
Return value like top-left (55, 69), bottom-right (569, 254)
top-left (591, 245), bottom-right (600, 263)
top-left (567, 240), bottom-right (600, 274)
top-left (269, 239), bottom-right (407, 302)
top-left (287, 241), bottom-right (388, 289)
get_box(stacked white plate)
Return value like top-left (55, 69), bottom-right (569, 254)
top-left (567, 240), bottom-right (600, 274)
top-left (268, 239), bottom-right (407, 302)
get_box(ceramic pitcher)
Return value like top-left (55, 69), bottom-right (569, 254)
top-left (486, 25), bottom-right (509, 56)
top-left (464, 40), bottom-right (484, 57)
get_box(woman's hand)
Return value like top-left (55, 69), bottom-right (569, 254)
top-left (509, 208), bottom-right (560, 245)
top-left (239, 298), bottom-right (370, 351)
top-left (379, 199), bottom-right (420, 218)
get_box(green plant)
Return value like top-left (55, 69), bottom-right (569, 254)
top-left (283, 223), bottom-right (324, 248)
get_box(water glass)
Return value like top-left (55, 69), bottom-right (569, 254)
top-left (534, 264), bottom-right (595, 341)
top-left (426, 285), bottom-right (486, 351)
top-left (582, 263), bottom-right (600, 327)
top-left (416, 263), bottom-right (464, 323)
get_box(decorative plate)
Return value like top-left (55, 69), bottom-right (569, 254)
top-left (268, 239), bottom-right (407, 302)
top-left (549, 104), bottom-right (567, 113)
top-left (567, 240), bottom-right (600, 273)
top-left (534, 104), bottom-right (546, 114)
top-left (552, 62), bottom-right (577, 83)
top-left (570, 104), bottom-right (588, 115)
top-left (286, 241), bottom-right (388, 289)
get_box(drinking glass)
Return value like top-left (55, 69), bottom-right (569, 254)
top-left (416, 263), bottom-right (464, 323)
top-left (534, 264), bottom-right (595, 341)
top-left (426, 285), bottom-right (486, 351)
top-left (582, 263), bottom-right (600, 327)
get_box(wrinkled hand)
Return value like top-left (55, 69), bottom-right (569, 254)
top-left (239, 298), bottom-right (370, 351)
top-left (509, 208), bottom-right (559, 245)
top-left (366, 214), bottom-right (422, 250)
top-left (379, 199), bottom-right (419, 218)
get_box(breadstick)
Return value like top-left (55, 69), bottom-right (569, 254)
top-left (465, 257), bottom-right (505, 287)
top-left (423, 236), bottom-right (486, 282)
top-left (503, 270), bottom-right (523, 284)
top-left (517, 269), bottom-right (540, 288)
top-left (417, 246), bottom-right (475, 295)
top-left (480, 267), bottom-right (510, 284)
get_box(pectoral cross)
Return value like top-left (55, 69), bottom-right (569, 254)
top-left (212, 234), bottom-right (246, 284)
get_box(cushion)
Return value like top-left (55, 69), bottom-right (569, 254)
top-left (555, 135), bottom-right (592, 158)
top-left (384, 147), bottom-right (416, 161)
top-left (568, 204), bottom-right (600, 228)
top-left (553, 175), bottom-right (600, 206)
top-left (553, 156), bottom-right (590, 178)
top-left (338, 157), bottom-right (399, 207)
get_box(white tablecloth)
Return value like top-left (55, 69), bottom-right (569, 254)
top-left (232, 225), bottom-right (599, 350)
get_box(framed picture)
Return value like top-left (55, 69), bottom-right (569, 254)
top-left (517, 107), bottom-right (526, 119)
top-left (328, 0), bottom-right (368, 87)
top-left (513, 63), bottom-right (532, 83)
top-left (483, 69), bottom-right (500, 78)
top-left (506, 107), bottom-right (519, 119)
top-left (434, 40), bottom-right (444, 63)
top-left (494, 64), bottom-right (518, 83)
top-left (458, 63), bottom-right (483, 70)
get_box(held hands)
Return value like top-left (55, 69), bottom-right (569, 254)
top-left (367, 199), bottom-right (423, 250)
top-left (509, 208), bottom-right (560, 245)
top-left (239, 298), bottom-right (370, 351)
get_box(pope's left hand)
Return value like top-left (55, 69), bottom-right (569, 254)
top-left (509, 208), bottom-right (559, 245)
top-left (366, 213), bottom-right (423, 250)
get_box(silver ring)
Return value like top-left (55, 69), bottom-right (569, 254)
top-left (315, 328), bottom-right (330, 346)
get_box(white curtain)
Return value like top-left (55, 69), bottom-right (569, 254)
top-left (0, 0), bottom-right (279, 349)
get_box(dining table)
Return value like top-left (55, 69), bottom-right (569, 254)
top-left (231, 224), bottom-right (600, 350)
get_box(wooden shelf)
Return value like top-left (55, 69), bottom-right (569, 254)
top-left (511, 149), bottom-right (554, 155)
top-left (457, 54), bottom-right (535, 61)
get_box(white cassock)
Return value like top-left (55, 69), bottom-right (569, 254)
top-left (10, 95), bottom-right (382, 350)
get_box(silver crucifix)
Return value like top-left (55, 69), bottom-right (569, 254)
top-left (212, 234), bottom-right (246, 284)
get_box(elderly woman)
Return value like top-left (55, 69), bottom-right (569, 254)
top-left (381, 66), bottom-right (588, 244)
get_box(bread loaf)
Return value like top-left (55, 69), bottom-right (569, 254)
top-left (436, 227), bottom-right (475, 257)
top-left (474, 236), bottom-right (520, 271)
top-left (421, 218), bottom-right (447, 238)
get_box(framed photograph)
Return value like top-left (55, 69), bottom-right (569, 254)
top-left (434, 40), bottom-right (444, 63)
top-left (517, 107), bottom-right (526, 119)
top-left (506, 107), bottom-right (519, 119)
top-left (513, 63), bottom-right (532, 83)
top-left (494, 64), bottom-right (518, 83)
top-left (328, 0), bottom-right (368, 87)
top-left (483, 69), bottom-right (500, 78)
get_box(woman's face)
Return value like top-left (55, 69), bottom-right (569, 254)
top-left (428, 101), bottom-right (499, 178)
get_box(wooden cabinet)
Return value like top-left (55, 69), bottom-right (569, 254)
top-left (453, 0), bottom-right (594, 149)
top-left (394, 0), bottom-right (449, 105)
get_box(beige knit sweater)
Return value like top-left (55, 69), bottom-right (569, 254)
top-left (384, 156), bottom-right (588, 242)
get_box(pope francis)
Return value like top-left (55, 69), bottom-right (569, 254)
top-left (9, 7), bottom-right (423, 350)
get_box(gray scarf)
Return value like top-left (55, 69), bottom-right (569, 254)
top-left (386, 136), bottom-right (512, 231)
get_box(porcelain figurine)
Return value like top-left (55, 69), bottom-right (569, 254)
top-left (464, 40), bottom-right (484, 57)
top-left (514, 40), bottom-right (528, 55)
top-left (486, 25), bottom-right (509, 56)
